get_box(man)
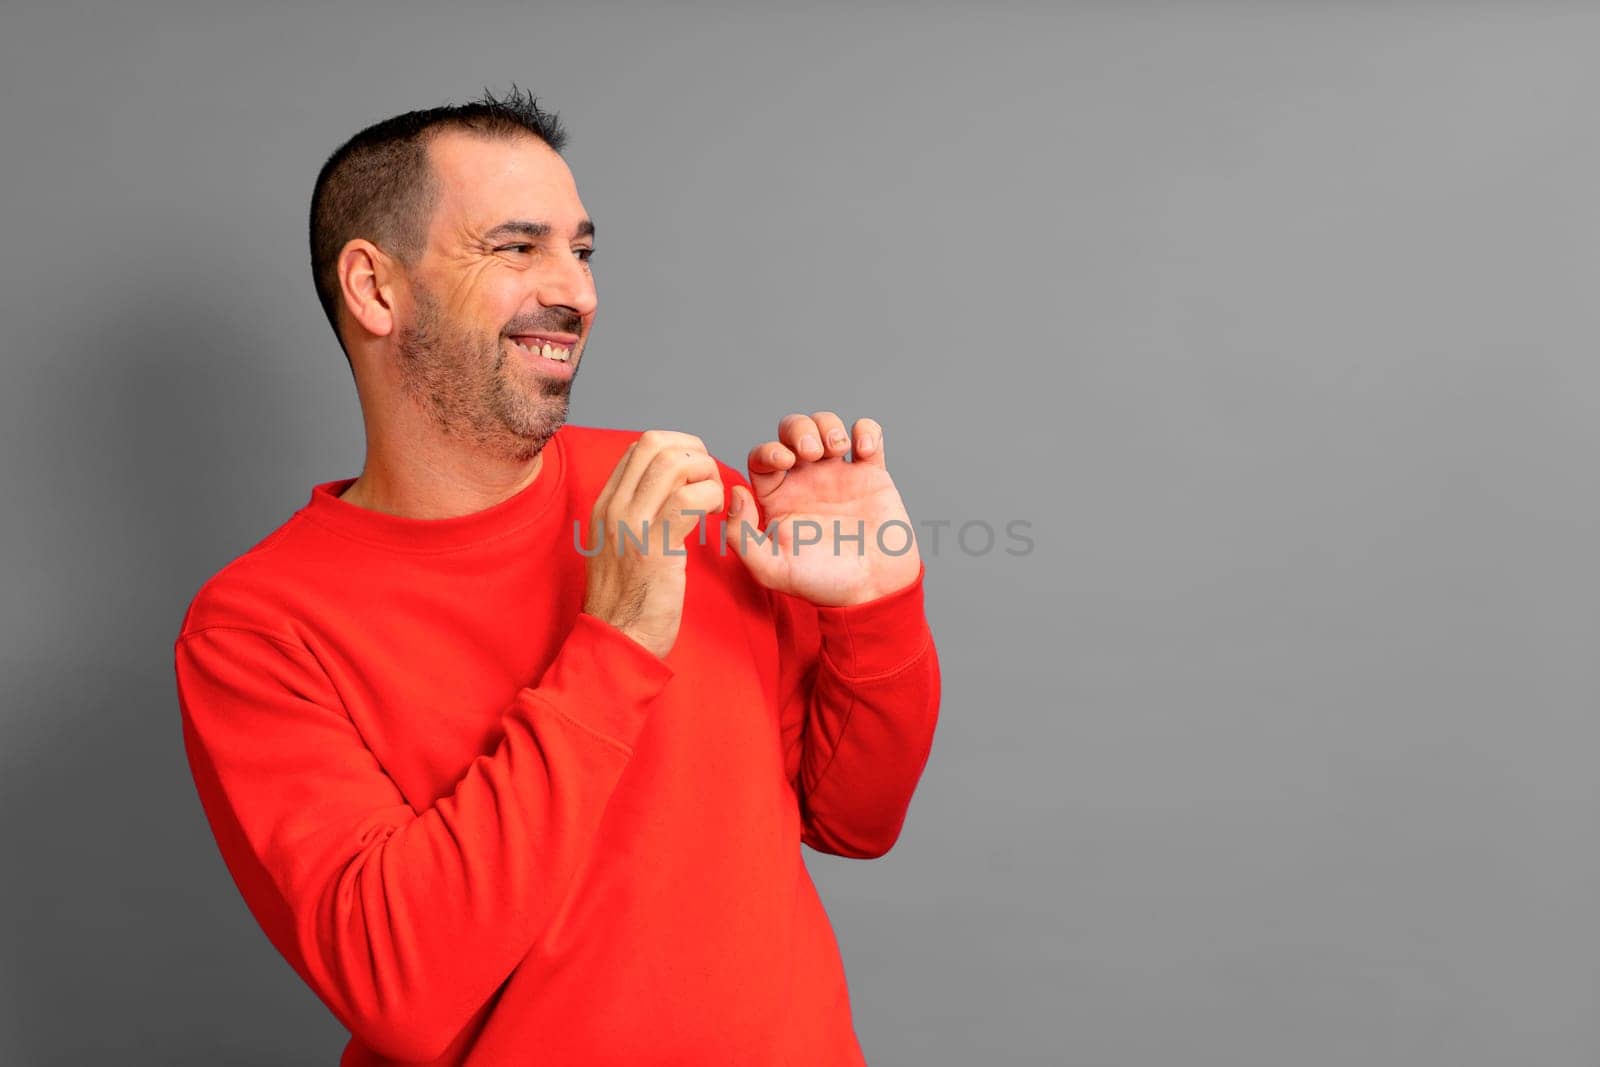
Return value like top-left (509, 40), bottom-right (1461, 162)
top-left (174, 88), bottom-right (940, 1066)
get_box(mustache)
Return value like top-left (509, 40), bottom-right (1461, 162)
top-left (504, 313), bottom-right (583, 337)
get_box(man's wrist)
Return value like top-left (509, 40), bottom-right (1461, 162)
top-left (813, 561), bottom-right (931, 678)
top-left (832, 562), bottom-right (924, 608)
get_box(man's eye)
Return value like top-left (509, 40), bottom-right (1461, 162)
top-left (496, 244), bottom-right (534, 254)
top-left (576, 248), bottom-right (595, 262)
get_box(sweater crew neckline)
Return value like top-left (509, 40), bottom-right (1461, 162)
top-left (300, 428), bottom-right (569, 553)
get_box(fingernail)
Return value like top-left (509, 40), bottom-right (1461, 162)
top-left (729, 491), bottom-right (743, 516)
top-left (800, 435), bottom-right (821, 453)
top-left (861, 433), bottom-right (876, 452)
top-left (828, 430), bottom-right (848, 447)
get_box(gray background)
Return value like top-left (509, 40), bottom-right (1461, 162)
top-left (2, 1), bottom-right (1597, 1064)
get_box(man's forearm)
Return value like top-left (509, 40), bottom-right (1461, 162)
top-left (780, 564), bottom-right (942, 858)
top-left (175, 614), bottom-right (671, 1061)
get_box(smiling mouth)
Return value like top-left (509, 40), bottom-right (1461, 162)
top-left (508, 335), bottom-right (574, 362)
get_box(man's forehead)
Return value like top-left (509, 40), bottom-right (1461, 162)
top-left (426, 130), bottom-right (586, 234)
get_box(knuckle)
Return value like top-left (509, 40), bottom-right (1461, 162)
top-left (654, 429), bottom-right (706, 454)
top-left (675, 478), bottom-right (716, 501)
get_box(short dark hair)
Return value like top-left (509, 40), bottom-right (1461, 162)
top-left (308, 86), bottom-right (568, 352)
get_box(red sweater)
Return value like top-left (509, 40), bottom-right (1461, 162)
top-left (173, 423), bottom-right (941, 1066)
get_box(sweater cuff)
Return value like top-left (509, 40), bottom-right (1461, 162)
top-left (813, 562), bottom-right (932, 681)
top-left (530, 613), bottom-right (675, 750)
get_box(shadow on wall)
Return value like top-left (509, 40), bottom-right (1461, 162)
top-left (1, 262), bottom-right (351, 1063)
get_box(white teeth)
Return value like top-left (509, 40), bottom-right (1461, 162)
top-left (512, 338), bottom-right (571, 361)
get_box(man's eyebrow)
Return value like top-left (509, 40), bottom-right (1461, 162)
top-left (482, 218), bottom-right (596, 243)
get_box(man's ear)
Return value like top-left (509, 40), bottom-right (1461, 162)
top-left (337, 239), bottom-right (398, 340)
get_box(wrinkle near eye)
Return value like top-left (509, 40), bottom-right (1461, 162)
top-left (429, 255), bottom-right (493, 313)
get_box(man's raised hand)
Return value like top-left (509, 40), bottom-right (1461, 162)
top-left (724, 411), bottom-right (922, 607)
top-left (583, 430), bottom-right (724, 659)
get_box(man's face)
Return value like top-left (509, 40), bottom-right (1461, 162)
top-left (394, 130), bottom-right (597, 461)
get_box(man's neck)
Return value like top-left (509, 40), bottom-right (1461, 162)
top-left (339, 446), bottom-right (546, 520)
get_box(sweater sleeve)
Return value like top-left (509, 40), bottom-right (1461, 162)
top-left (771, 561), bottom-right (942, 859)
top-left (173, 612), bottom-right (672, 1062)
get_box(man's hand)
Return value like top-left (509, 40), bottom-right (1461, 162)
top-left (584, 430), bottom-right (725, 659)
top-left (724, 411), bottom-right (921, 607)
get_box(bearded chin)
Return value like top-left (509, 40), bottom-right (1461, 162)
top-left (485, 341), bottom-right (573, 461)
top-left (396, 288), bottom-right (576, 462)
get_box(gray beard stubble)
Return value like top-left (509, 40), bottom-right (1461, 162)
top-left (395, 287), bottom-right (574, 463)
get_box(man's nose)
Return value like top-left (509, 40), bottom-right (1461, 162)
top-left (537, 254), bottom-right (597, 317)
